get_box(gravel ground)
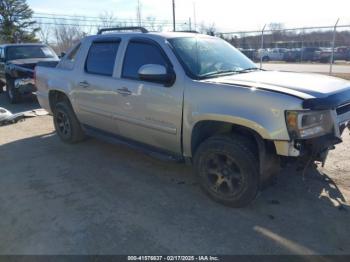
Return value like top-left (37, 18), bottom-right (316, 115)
top-left (0, 93), bottom-right (350, 255)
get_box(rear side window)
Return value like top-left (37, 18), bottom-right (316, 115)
top-left (85, 41), bottom-right (119, 76)
top-left (122, 41), bottom-right (168, 80)
top-left (67, 43), bottom-right (81, 62)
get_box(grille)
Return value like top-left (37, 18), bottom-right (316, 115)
top-left (336, 103), bottom-right (350, 115)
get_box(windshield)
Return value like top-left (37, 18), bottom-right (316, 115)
top-left (6, 45), bottom-right (57, 60)
top-left (168, 37), bottom-right (257, 79)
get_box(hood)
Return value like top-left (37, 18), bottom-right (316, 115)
top-left (204, 71), bottom-right (350, 100)
top-left (8, 58), bottom-right (59, 69)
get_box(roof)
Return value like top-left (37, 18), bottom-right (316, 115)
top-left (0, 43), bottom-right (46, 48)
top-left (86, 31), bottom-right (214, 41)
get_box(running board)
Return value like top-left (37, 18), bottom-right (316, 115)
top-left (82, 125), bottom-right (184, 163)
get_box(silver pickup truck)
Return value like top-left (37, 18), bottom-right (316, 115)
top-left (35, 27), bottom-right (350, 207)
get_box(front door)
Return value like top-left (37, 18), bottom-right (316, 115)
top-left (113, 38), bottom-right (184, 154)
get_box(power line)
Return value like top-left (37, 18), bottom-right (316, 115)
top-left (33, 17), bottom-right (184, 27)
top-left (34, 21), bottom-right (186, 28)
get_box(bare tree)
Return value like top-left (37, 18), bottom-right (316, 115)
top-left (99, 11), bottom-right (119, 28)
top-left (37, 21), bottom-right (51, 44)
top-left (199, 22), bottom-right (217, 36)
top-left (53, 20), bottom-right (86, 53)
top-left (268, 22), bottom-right (285, 43)
top-left (145, 16), bottom-right (164, 32)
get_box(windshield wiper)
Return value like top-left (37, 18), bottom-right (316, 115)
top-left (237, 67), bottom-right (262, 73)
top-left (200, 70), bottom-right (239, 79)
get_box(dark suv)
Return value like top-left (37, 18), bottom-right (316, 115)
top-left (300, 47), bottom-right (321, 61)
top-left (0, 43), bottom-right (58, 103)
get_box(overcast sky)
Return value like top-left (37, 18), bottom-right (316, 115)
top-left (27, 0), bottom-right (350, 31)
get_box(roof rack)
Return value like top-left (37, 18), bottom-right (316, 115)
top-left (97, 27), bottom-right (148, 34)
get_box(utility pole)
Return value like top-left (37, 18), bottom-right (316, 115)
top-left (330, 18), bottom-right (340, 75)
top-left (193, 2), bottom-right (197, 31)
top-left (172, 0), bottom-right (176, 31)
top-left (188, 17), bottom-right (192, 31)
top-left (137, 0), bottom-right (142, 27)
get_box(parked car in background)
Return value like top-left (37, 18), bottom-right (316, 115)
top-left (299, 47), bottom-right (321, 62)
top-left (35, 28), bottom-right (350, 207)
top-left (319, 46), bottom-right (350, 63)
top-left (0, 43), bottom-right (59, 103)
top-left (255, 48), bottom-right (287, 62)
top-left (283, 48), bottom-right (301, 62)
top-left (239, 48), bottom-right (256, 61)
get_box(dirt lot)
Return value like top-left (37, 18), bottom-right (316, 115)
top-left (0, 93), bottom-right (350, 255)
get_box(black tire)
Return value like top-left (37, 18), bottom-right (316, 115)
top-left (6, 77), bottom-right (21, 104)
top-left (53, 101), bottom-right (86, 144)
top-left (194, 135), bottom-right (259, 208)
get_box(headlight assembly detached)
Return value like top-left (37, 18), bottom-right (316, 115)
top-left (286, 110), bottom-right (334, 139)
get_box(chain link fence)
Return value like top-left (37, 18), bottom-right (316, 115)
top-left (219, 23), bottom-right (350, 76)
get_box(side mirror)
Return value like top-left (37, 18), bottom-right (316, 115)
top-left (138, 64), bottom-right (175, 87)
top-left (59, 52), bottom-right (66, 59)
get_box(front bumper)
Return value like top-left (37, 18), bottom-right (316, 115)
top-left (14, 78), bottom-right (36, 95)
top-left (275, 105), bottom-right (350, 158)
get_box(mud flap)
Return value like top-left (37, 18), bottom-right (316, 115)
top-left (255, 137), bottom-right (281, 188)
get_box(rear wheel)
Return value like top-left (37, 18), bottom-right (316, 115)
top-left (194, 135), bottom-right (259, 208)
top-left (53, 101), bottom-right (86, 143)
top-left (6, 78), bottom-right (21, 104)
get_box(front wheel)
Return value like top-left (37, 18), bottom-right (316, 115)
top-left (6, 78), bottom-right (21, 104)
top-left (194, 135), bottom-right (259, 208)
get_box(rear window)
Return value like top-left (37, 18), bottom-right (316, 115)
top-left (6, 45), bottom-right (57, 60)
top-left (85, 41), bottom-right (120, 76)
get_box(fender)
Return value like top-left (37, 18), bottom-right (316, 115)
top-left (183, 113), bottom-right (274, 158)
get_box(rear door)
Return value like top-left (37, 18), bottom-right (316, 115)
top-left (112, 38), bottom-right (184, 154)
top-left (73, 38), bottom-right (122, 134)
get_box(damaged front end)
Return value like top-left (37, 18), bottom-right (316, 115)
top-left (287, 88), bottom-right (350, 166)
top-left (6, 62), bottom-right (36, 96)
top-left (14, 77), bottom-right (36, 95)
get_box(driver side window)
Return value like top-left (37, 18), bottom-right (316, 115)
top-left (122, 40), bottom-right (169, 80)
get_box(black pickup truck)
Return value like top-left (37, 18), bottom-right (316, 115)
top-left (0, 43), bottom-right (59, 103)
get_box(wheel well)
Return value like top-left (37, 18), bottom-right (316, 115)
top-left (192, 121), bottom-right (257, 154)
top-left (191, 120), bottom-right (279, 185)
top-left (49, 90), bottom-right (71, 112)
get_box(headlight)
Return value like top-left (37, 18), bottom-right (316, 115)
top-left (285, 110), bottom-right (334, 139)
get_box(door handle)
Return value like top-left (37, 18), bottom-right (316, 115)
top-left (117, 87), bottom-right (132, 96)
top-left (79, 81), bottom-right (90, 88)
